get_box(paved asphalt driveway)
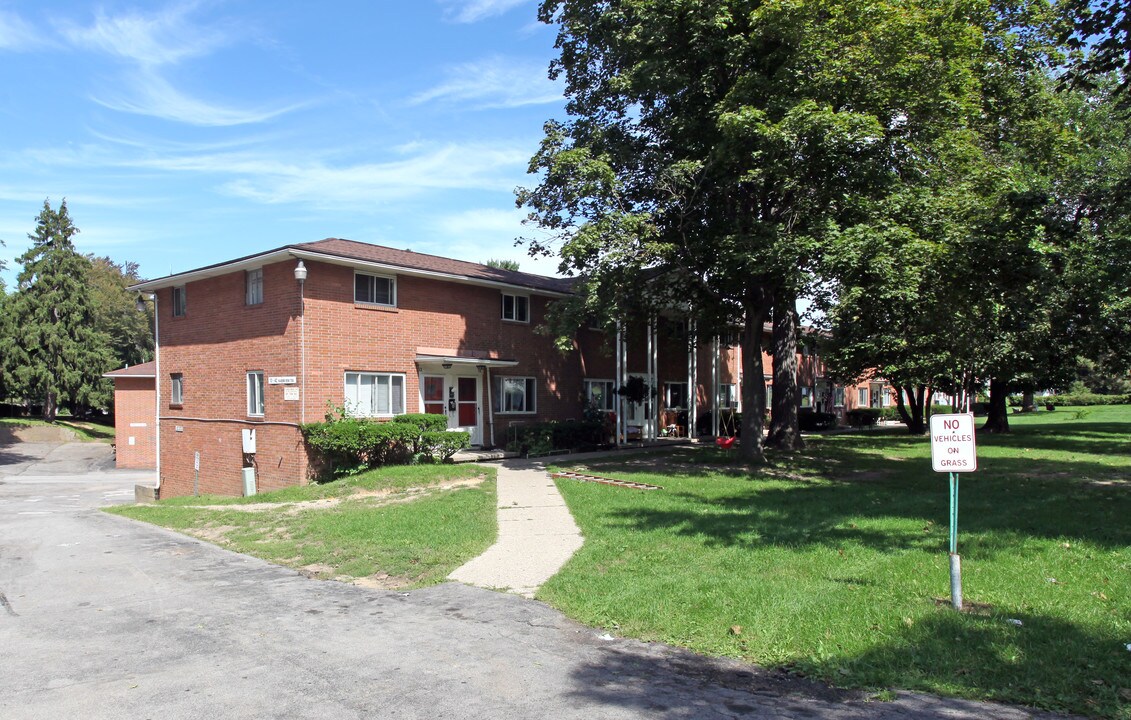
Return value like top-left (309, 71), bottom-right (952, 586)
top-left (0, 442), bottom-right (1067, 719)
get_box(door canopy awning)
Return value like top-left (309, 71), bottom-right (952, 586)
top-left (414, 354), bottom-right (518, 369)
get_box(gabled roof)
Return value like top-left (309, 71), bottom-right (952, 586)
top-left (103, 361), bottom-right (157, 379)
top-left (130, 238), bottom-right (576, 296)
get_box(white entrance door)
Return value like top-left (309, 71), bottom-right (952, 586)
top-left (625, 373), bottom-right (652, 437)
top-left (454, 376), bottom-right (482, 446)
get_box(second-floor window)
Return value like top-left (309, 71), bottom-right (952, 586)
top-left (170, 373), bottom-right (184, 405)
top-left (501, 293), bottom-right (529, 323)
top-left (246, 268), bottom-right (263, 305)
top-left (355, 272), bottom-right (396, 306)
top-left (172, 286), bottom-right (186, 317)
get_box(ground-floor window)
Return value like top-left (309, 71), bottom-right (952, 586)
top-left (834, 386), bottom-right (845, 407)
top-left (800, 385), bottom-right (812, 408)
top-left (858, 387), bottom-right (868, 406)
top-left (345, 372), bottom-right (405, 417)
top-left (494, 376), bottom-right (536, 413)
top-left (666, 382), bottom-right (689, 409)
top-left (718, 383), bottom-right (737, 409)
top-left (247, 371), bottom-right (265, 416)
top-left (584, 379), bottom-right (616, 411)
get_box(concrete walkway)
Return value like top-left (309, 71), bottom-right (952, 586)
top-left (449, 459), bottom-right (583, 597)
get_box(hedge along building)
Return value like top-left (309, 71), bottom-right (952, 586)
top-left (129, 238), bottom-right (783, 498)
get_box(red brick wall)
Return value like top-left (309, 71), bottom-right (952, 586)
top-left (112, 378), bottom-right (156, 469)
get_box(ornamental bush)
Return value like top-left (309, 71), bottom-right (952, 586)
top-left (506, 420), bottom-right (605, 456)
top-left (1041, 393), bottom-right (1131, 407)
top-left (845, 408), bottom-right (881, 427)
top-left (392, 413), bottom-right (449, 454)
top-left (302, 418), bottom-right (421, 476)
top-left (421, 430), bottom-right (471, 461)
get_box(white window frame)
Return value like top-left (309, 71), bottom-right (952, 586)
top-left (170, 373), bottom-right (184, 405)
top-left (344, 372), bottom-right (406, 417)
top-left (858, 387), bottom-right (868, 406)
top-left (172, 286), bottom-right (186, 317)
top-left (246, 268), bottom-right (264, 305)
top-left (247, 371), bottom-right (265, 417)
top-left (834, 386), bottom-right (845, 407)
top-left (354, 272), bottom-right (397, 307)
top-left (494, 376), bottom-right (536, 414)
top-left (584, 379), bottom-right (616, 412)
top-left (501, 293), bottom-right (529, 323)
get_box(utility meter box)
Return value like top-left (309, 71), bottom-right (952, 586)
top-left (242, 428), bottom-right (257, 454)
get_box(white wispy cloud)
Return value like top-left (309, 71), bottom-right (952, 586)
top-left (59, 4), bottom-right (302, 127)
top-left (58, 4), bottom-right (226, 67)
top-left (0, 9), bottom-right (47, 51)
top-left (440, 0), bottom-right (533, 24)
top-left (410, 56), bottom-right (561, 109)
top-left (209, 142), bottom-right (530, 207)
top-left (91, 69), bottom-right (308, 127)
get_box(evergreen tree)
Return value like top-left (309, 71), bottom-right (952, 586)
top-left (8, 200), bottom-right (116, 420)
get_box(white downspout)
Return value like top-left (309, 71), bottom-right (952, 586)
top-left (485, 367), bottom-right (495, 448)
top-left (153, 293), bottom-right (161, 491)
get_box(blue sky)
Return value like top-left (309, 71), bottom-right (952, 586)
top-left (0, 0), bottom-right (568, 286)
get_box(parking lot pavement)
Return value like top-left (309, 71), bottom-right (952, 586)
top-left (0, 447), bottom-right (1069, 720)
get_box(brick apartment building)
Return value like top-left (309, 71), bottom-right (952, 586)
top-left (128, 238), bottom-right (862, 498)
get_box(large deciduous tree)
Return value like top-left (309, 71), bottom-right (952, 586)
top-left (7, 201), bottom-right (115, 421)
top-left (519, 0), bottom-right (1004, 460)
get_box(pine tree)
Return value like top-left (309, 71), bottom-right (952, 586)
top-left (8, 200), bottom-right (116, 420)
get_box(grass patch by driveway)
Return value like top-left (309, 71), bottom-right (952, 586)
top-left (0, 417), bottom-right (115, 442)
top-left (108, 464), bottom-right (497, 589)
top-left (543, 406), bottom-right (1131, 718)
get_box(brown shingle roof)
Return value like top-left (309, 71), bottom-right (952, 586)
top-left (103, 361), bottom-right (157, 379)
top-left (291, 238), bottom-right (575, 295)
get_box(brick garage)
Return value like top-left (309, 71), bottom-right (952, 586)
top-left (104, 362), bottom-right (157, 470)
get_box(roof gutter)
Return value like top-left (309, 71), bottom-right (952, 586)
top-left (130, 248), bottom-right (571, 298)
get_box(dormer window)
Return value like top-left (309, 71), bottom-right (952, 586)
top-left (501, 293), bottom-right (529, 323)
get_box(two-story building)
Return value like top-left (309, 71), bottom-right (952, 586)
top-left (130, 238), bottom-right (847, 497)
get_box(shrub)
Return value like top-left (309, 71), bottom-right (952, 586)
top-left (420, 430), bottom-right (471, 461)
top-left (1042, 393), bottom-right (1131, 407)
top-left (302, 418), bottom-right (418, 476)
top-left (798, 409), bottom-right (837, 431)
top-left (506, 420), bottom-right (606, 456)
top-left (846, 408), bottom-right (880, 427)
top-left (392, 413), bottom-right (449, 454)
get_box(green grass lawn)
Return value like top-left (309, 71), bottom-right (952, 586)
top-left (543, 406), bottom-right (1131, 719)
top-left (107, 464), bottom-right (497, 589)
top-left (0, 416), bottom-right (115, 442)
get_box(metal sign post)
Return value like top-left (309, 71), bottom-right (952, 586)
top-left (930, 413), bottom-right (977, 610)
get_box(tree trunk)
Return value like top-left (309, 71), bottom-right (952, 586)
top-left (896, 385), bottom-right (928, 434)
top-left (982, 377), bottom-right (1011, 433)
top-left (739, 287), bottom-right (772, 463)
top-left (43, 390), bottom-right (58, 422)
top-left (1021, 389), bottom-right (1035, 413)
top-left (767, 288), bottom-right (803, 451)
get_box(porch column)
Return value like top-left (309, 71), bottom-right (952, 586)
top-left (688, 318), bottom-right (697, 438)
top-left (616, 320), bottom-right (626, 446)
top-left (647, 316), bottom-right (655, 440)
top-left (711, 335), bottom-right (720, 436)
